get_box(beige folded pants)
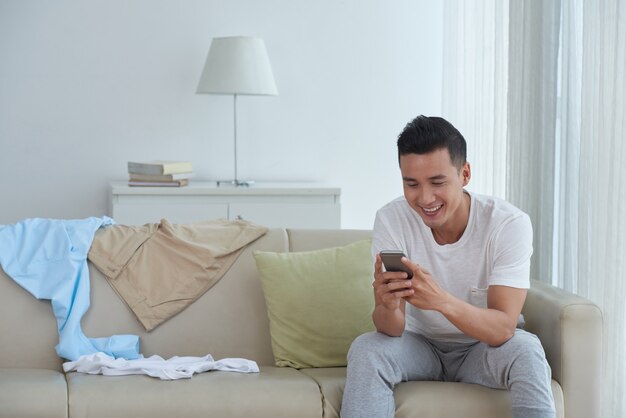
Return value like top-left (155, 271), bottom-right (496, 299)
top-left (88, 218), bottom-right (267, 331)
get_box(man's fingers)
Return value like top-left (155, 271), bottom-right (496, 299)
top-left (400, 256), bottom-right (420, 277)
top-left (382, 286), bottom-right (414, 302)
top-left (374, 253), bottom-right (384, 273)
top-left (382, 287), bottom-right (413, 301)
top-left (418, 265), bottom-right (431, 275)
top-left (400, 257), bottom-right (431, 278)
top-left (375, 269), bottom-right (410, 284)
top-left (387, 279), bottom-right (411, 289)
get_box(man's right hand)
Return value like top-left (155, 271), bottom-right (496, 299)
top-left (374, 253), bottom-right (415, 309)
top-left (372, 253), bottom-right (414, 336)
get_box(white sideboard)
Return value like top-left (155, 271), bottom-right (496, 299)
top-left (109, 182), bottom-right (341, 228)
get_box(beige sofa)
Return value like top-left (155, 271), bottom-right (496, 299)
top-left (0, 228), bottom-right (602, 418)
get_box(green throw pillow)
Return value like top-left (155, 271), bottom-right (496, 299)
top-left (253, 239), bottom-right (375, 369)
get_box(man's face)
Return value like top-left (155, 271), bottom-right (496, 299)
top-left (400, 148), bottom-right (471, 233)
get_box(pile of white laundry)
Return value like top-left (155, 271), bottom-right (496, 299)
top-left (64, 352), bottom-right (259, 380)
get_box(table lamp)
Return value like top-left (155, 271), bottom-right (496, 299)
top-left (196, 36), bottom-right (278, 187)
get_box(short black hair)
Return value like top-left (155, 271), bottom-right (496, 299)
top-left (397, 115), bottom-right (467, 170)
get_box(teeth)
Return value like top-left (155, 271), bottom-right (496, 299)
top-left (423, 205), bottom-right (442, 213)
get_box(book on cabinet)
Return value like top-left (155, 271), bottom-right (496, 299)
top-left (127, 161), bottom-right (193, 175)
top-left (129, 172), bottom-right (194, 182)
top-left (128, 179), bottom-right (190, 187)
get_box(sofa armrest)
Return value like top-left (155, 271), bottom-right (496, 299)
top-left (522, 279), bottom-right (603, 418)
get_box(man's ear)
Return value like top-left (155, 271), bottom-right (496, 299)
top-left (462, 162), bottom-right (471, 186)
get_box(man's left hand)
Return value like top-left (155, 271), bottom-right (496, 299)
top-left (401, 257), bottom-right (451, 313)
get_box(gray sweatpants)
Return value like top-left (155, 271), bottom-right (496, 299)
top-left (340, 329), bottom-right (555, 418)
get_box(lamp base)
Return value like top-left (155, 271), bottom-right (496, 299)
top-left (216, 179), bottom-right (255, 187)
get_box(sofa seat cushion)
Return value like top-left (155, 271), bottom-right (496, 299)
top-left (299, 367), bottom-right (346, 418)
top-left (300, 367), bottom-right (565, 418)
top-left (0, 368), bottom-right (67, 418)
top-left (67, 366), bottom-right (322, 418)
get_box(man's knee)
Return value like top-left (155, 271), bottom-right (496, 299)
top-left (502, 331), bottom-right (547, 360)
top-left (348, 332), bottom-right (390, 361)
top-left (497, 330), bottom-right (551, 379)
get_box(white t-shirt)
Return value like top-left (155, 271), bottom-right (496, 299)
top-left (372, 191), bottom-right (533, 343)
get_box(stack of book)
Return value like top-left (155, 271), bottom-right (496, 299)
top-left (127, 161), bottom-right (193, 187)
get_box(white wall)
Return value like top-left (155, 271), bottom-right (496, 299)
top-left (0, 0), bottom-right (443, 229)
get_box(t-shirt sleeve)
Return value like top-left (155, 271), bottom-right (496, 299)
top-left (372, 209), bottom-right (408, 261)
top-left (488, 213), bottom-right (533, 288)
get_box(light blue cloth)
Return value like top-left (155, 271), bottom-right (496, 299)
top-left (0, 217), bottom-right (139, 361)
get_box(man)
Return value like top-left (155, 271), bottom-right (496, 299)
top-left (341, 116), bottom-right (555, 418)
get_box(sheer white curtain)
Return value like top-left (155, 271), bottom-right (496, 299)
top-left (508, 0), bottom-right (626, 415)
top-left (554, 0), bottom-right (583, 293)
top-left (506, 0), bottom-right (562, 283)
top-left (442, 0), bottom-right (626, 416)
top-left (556, 0), bottom-right (626, 416)
top-left (441, 0), bottom-right (508, 199)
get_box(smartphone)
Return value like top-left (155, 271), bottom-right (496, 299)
top-left (380, 250), bottom-right (413, 279)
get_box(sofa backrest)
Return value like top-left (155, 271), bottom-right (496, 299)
top-left (0, 228), bottom-right (372, 370)
top-left (0, 267), bottom-right (64, 370)
top-left (287, 229), bottom-right (372, 253)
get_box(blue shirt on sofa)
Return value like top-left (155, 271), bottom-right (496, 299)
top-left (0, 217), bottom-right (139, 361)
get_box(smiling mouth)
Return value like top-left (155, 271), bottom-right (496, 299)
top-left (422, 204), bottom-right (443, 214)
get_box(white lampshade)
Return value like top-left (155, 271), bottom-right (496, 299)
top-left (196, 36), bottom-right (278, 96)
